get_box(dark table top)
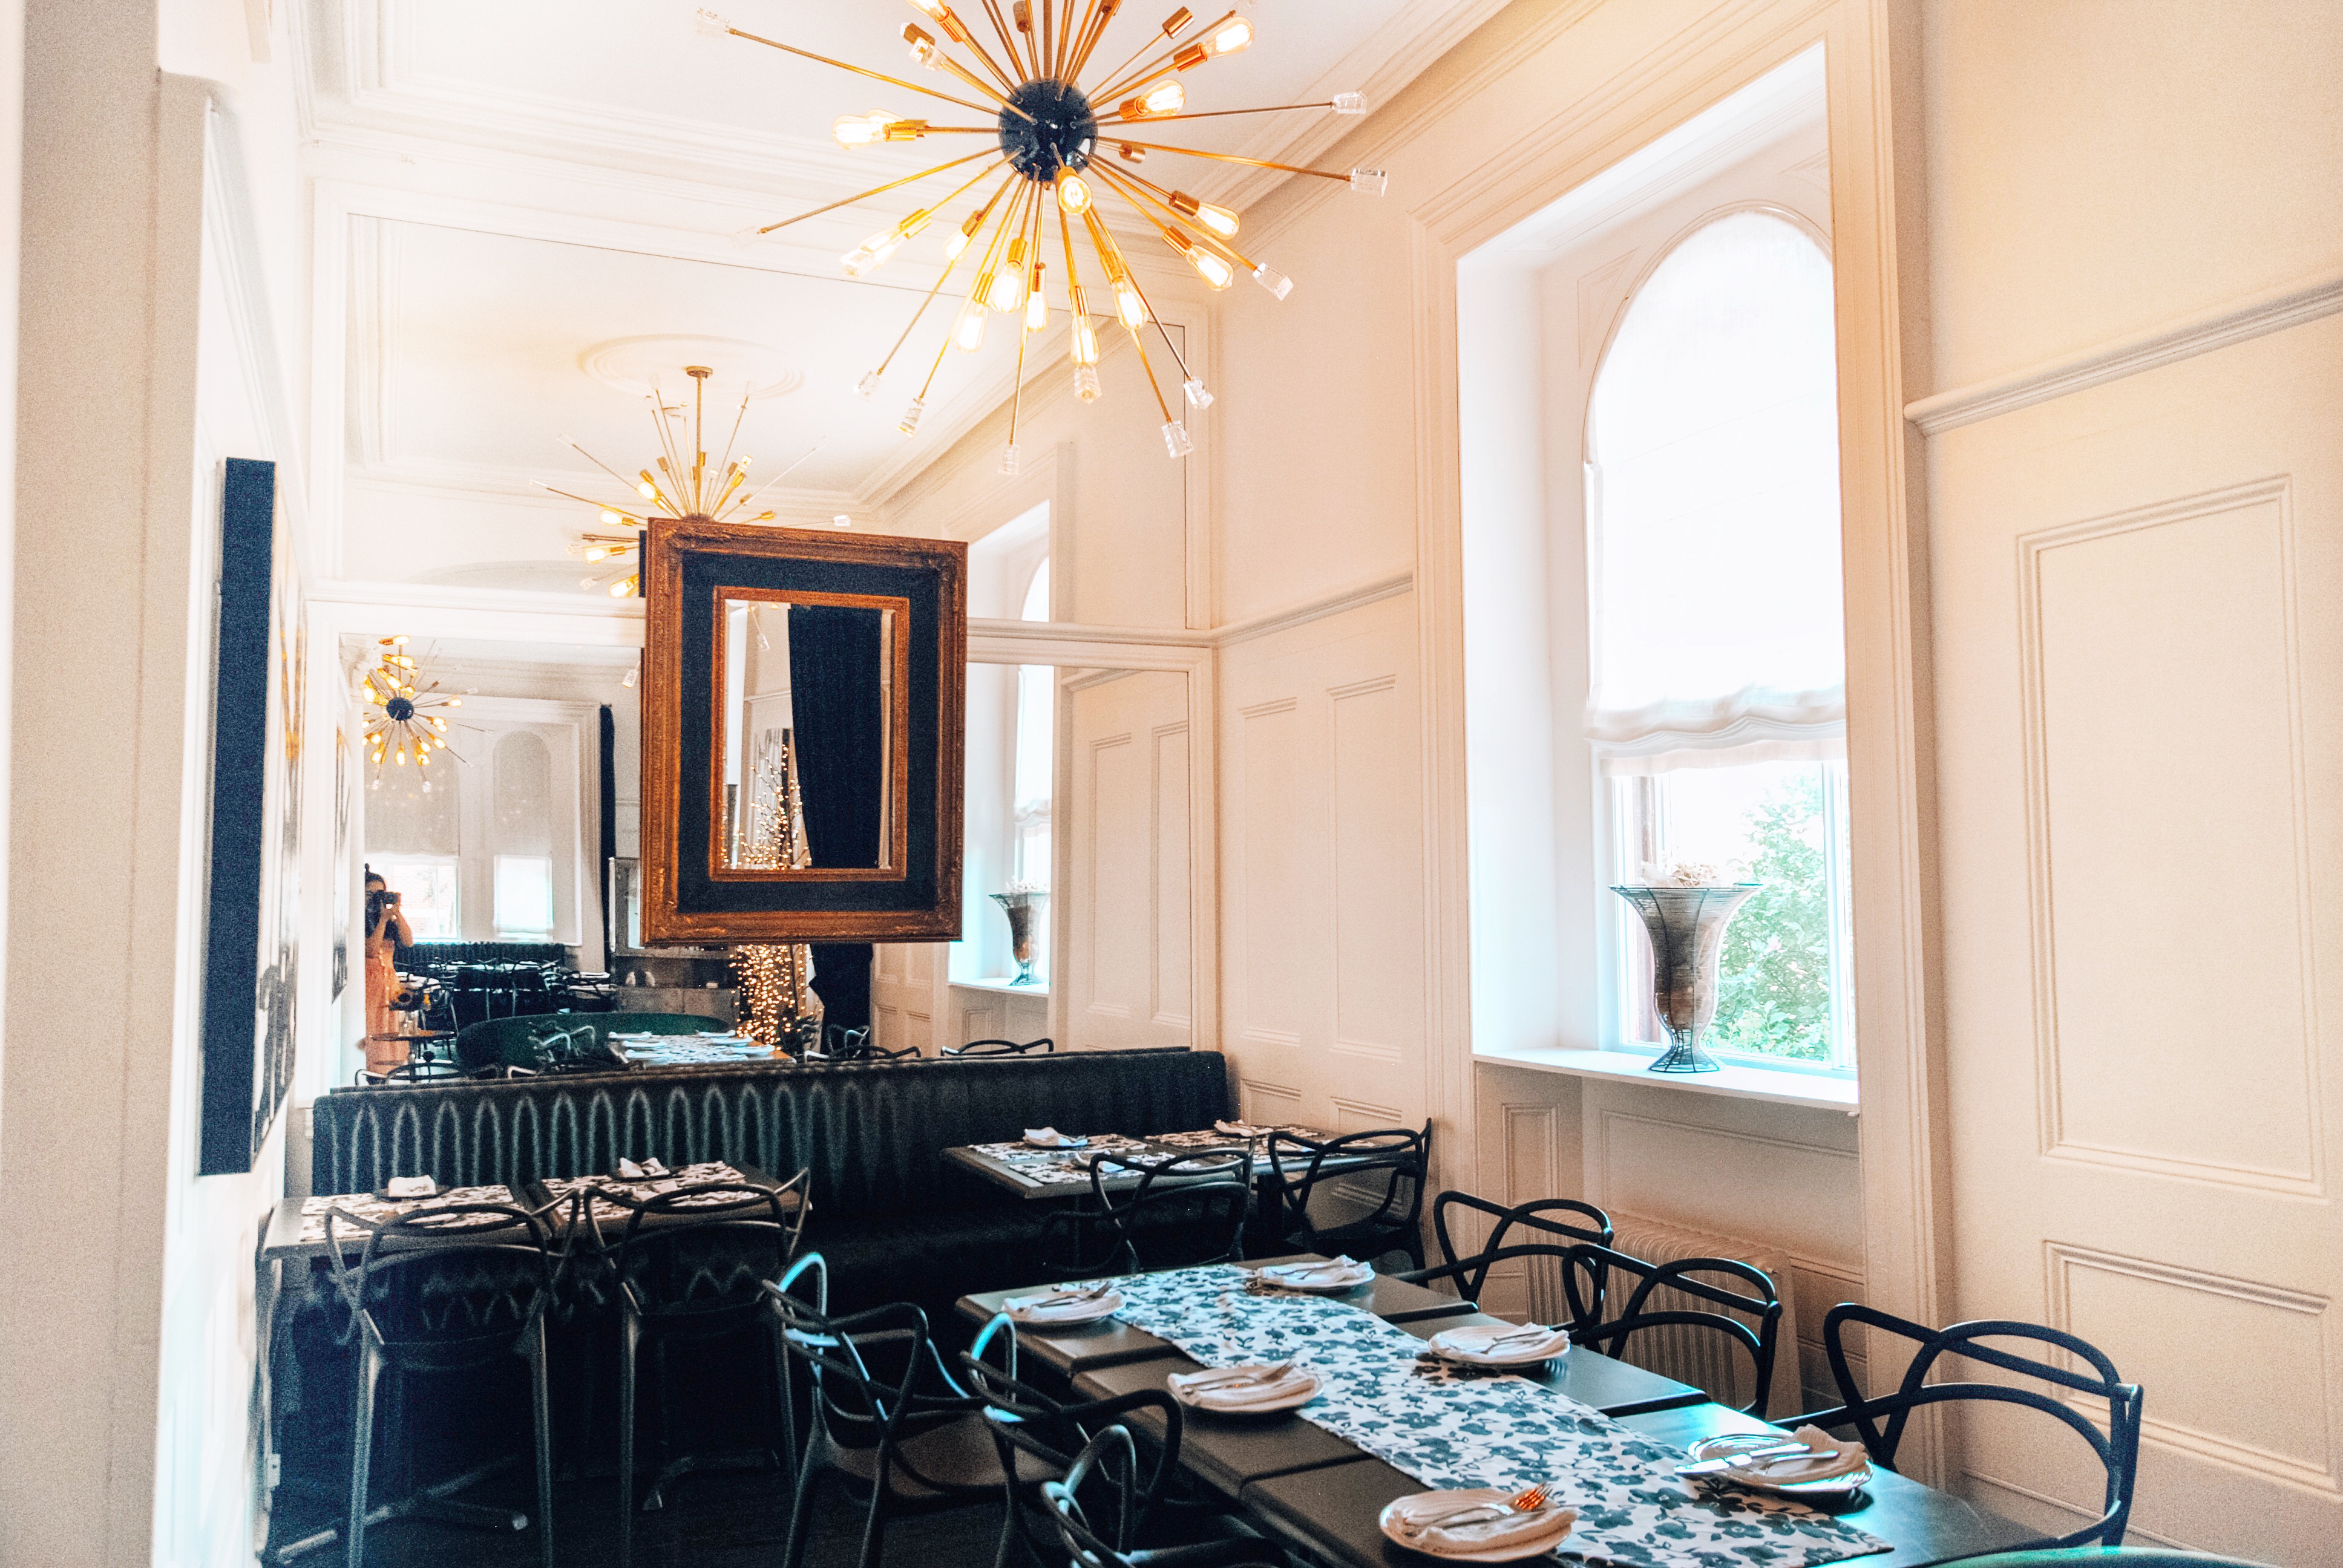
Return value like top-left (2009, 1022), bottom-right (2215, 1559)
top-left (943, 1127), bottom-right (1375, 1203)
top-left (1073, 1353), bottom-right (1376, 1500)
top-left (1389, 1312), bottom-right (1706, 1416)
top-left (262, 1161), bottom-right (798, 1262)
top-left (1237, 1400), bottom-right (2045, 1568)
top-left (957, 1257), bottom-right (1477, 1379)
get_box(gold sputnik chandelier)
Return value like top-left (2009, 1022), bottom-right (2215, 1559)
top-left (359, 636), bottom-right (463, 791)
top-left (540, 365), bottom-right (819, 596)
top-left (697, 1), bottom-right (1386, 472)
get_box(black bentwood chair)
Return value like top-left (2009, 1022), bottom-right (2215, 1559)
top-left (589, 1171), bottom-right (813, 1568)
top-left (1794, 1304), bottom-right (2145, 1547)
top-left (1043, 1428), bottom-right (1285, 1568)
top-left (1041, 1150), bottom-right (1253, 1278)
top-left (1395, 1192), bottom-right (1613, 1318)
top-left (321, 1201), bottom-right (559, 1568)
top-left (766, 1254), bottom-right (1006, 1568)
top-left (945, 1036), bottom-right (1057, 1057)
top-left (961, 1315), bottom-right (1207, 1568)
top-left (352, 1057), bottom-right (468, 1086)
top-left (1262, 1123), bottom-right (1434, 1270)
top-left (1560, 1241), bottom-right (1783, 1417)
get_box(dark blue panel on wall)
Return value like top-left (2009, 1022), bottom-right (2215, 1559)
top-left (200, 457), bottom-right (277, 1175)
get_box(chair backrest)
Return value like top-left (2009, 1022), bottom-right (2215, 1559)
top-left (1423, 1192), bottom-right (1613, 1316)
top-left (765, 1254), bottom-right (978, 1480)
top-left (323, 1201), bottom-right (559, 1368)
top-left (1561, 1241), bottom-right (1782, 1416)
top-left (961, 1315), bottom-right (1185, 1561)
top-left (353, 1057), bottom-right (467, 1087)
top-left (1815, 1304), bottom-right (2145, 1547)
top-left (1041, 1426), bottom-right (1150, 1568)
top-left (1265, 1123), bottom-right (1432, 1252)
top-left (591, 1171), bottom-right (813, 1325)
top-left (946, 1036), bottom-right (1056, 1057)
top-left (1043, 1149), bottom-right (1252, 1276)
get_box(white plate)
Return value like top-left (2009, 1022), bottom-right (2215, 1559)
top-left (1683, 1434), bottom-right (1870, 1497)
top-left (1252, 1261), bottom-right (1374, 1294)
top-left (1423, 1325), bottom-right (1571, 1367)
top-left (1003, 1289), bottom-right (1124, 1327)
top-left (1167, 1367), bottom-right (1322, 1415)
top-left (1377, 1490), bottom-right (1577, 1563)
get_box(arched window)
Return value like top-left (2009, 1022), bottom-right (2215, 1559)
top-left (1586, 210), bottom-right (1853, 1067)
top-left (365, 742), bottom-right (461, 939)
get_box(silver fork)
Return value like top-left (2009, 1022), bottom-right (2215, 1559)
top-left (1031, 1281), bottom-right (1118, 1307)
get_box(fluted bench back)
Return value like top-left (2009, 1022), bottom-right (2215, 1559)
top-left (312, 1048), bottom-right (1232, 1218)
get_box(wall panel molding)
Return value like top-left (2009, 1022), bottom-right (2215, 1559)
top-left (2017, 475), bottom-right (2323, 1196)
top-left (1908, 267), bottom-right (2343, 435)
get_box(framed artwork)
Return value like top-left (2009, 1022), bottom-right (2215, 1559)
top-left (330, 729), bottom-right (350, 999)
top-left (199, 457), bottom-right (303, 1175)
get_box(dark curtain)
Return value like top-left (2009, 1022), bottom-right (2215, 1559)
top-left (789, 604), bottom-right (885, 1030)
top-left (597, 705), bottom-right (616, 958)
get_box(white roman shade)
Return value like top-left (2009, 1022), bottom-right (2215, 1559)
top-left (1585, 211), bottom-right (1846, 776)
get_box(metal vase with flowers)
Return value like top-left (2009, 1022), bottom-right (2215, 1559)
top-left (1611, 865), bottom-right (1761, 1074)
top-left (991, 884), bottom-right (1048, 986)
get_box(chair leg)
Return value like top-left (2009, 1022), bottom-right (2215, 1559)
top-left (618, 1310), bottom-right (639, 1568)
top-left (768, 1318), bottom-right (798, 1480)
top-left (346, 1342), bottom-right (381, 1568)
top-left (647, 1335), bottom-right (673, 1510)
top-left (856, 1469), bottom-right (891, 1568)
top-left (780, 1457), bottom-right (825, 1568)
top-left (528, 1324), bottom-right (555, 1568)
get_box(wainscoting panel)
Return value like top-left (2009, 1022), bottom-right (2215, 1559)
top-left (1220, 595), bottom-right (1427, 1138)
top-left (1154, 722), bottom-right (1193, 1028)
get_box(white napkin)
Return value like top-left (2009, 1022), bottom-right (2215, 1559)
top-left (1168, 1365), bottom-right (1319, 1411)
top-left (1429, 1322), bottom-right (1571, 1363)
top-left (385, 1175), bottom-right (436, 1199)
top-left (1258, 1256), bottom-right (1369, 1287)
top-left (1214, 1119), bottom-right (1262, 1137)
top-left (1385, 1490), bottom-right (1578, 1554)
top-left (1022, 1127), bottom-right (1089, 1148)
top-left (1698, 1425), bottom-right (1870, 1485)
top-left (615, 1157), bottom-right (670, 1180)
top-left (1003, 1287), bottom-right (1123, 1322)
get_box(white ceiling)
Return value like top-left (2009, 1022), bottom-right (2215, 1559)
top-left (299, 0), bottom-right (1512, 587)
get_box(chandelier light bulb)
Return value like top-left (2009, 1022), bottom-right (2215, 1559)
top-left (1207, 16), bottom-right (1254, 55)
top-left (1075, 364), bottom-right (1103, 402)
top-left (843, 228), bottom-right (906, 275)
top-left (584, 545), bottom-right (608, 563)
top-left (609, 577), bottom-right (636, 598)
top-left (1113, 278), bottom-right (1149, 327)
top-left (1251, 263), bottom-right (1293, 299)
top-left (1161, 419), bottom-right (1193, 459)
top-left (834, 113), bottom-right (885, 149)
top-left (1121, 79), bottom-right (1184, 119)
top-left (1069, 304), bottom-right (1100, 367)
top-left (599, 509), bottom-right (623, 525)
top-left (636, 480), bottom-right (657, 498)
top-left (988, 264), bottom-right (1027, 315)
top-left (906, 0), bottom-right (947, 15)
top-left (1168, 230), bottom-right (1233, 290)
top-left (1055, 171), bottom-right (1093, 214)
top-left (956, 292), bottom-right (992, 351)
top-left (1025, 273), bottom-right (1049, 333)
top-left (1169, 191), bottom-right (1239, 237)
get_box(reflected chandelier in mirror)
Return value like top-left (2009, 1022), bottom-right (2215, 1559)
top-left (642, 517), bottom-right (967, 944)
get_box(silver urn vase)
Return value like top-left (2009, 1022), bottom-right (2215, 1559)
top-left (991, 892), bottom-right (1046, 985)
top-left (1611, 883), bottom-right (1761, 1074)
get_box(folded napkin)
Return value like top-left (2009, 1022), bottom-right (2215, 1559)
top-left (615, 1157), bottom-right (670, 1180)
top-left (1213, 1119), bottom-right (1263, 1137)
top-left (1021, 1127), bottom-right (1089, 1148)
top-left (1386, 1489), bottom-right (1578, 1555)
top-left (1256, 1255), bottom-right (1369, 1286)
top-left (1003, 1287), bottom-right (1123, 1322)
top-left (1697, 1425), bottom-right (1870, 1485)
top-left (1429, 1322), bottom-right (1571, 1363)
top-left (385, 1175), bottom-right (436, 1199)
top-left (1168, 1366), bottom-right (1319, 1411)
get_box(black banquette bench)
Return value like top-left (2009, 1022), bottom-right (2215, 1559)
top-left (310, 1048), bottom-right (1233, 1322)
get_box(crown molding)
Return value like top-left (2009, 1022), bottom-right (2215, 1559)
top-left (1906, 266), bottom-right (2343, 435)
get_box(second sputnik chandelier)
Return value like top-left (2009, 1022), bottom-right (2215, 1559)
top-left (698, 1), bottom-right (1386, 472)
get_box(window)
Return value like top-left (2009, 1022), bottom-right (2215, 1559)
top-left (1012, 561), bottom-right (1054, 980)
top-left (1587, 210), bottom-right (1853, 1070)
top-left (366, 753), bottom-right (461, 939)
top-left (492, 731), bottom-right (556, 939)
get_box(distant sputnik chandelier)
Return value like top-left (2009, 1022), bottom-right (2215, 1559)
top-left (359, 636), bottom-right (462, 789)
top-left (698, 1), bottom-right (1386, 471)
top-left (541, 365), bottom-right (818, 596)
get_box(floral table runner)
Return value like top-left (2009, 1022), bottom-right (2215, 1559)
top-left (1107, 1266), bottom-right (1889, 1568)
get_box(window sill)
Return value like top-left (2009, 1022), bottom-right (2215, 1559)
top-left (951, 976), bottom-right (1052, 998)
top-left (1471, 1046), bottom-right (1858, 1114)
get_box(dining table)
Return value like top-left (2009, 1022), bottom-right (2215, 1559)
top-left (979, 1259), bottom-right (2043, 1568)
top-left (942, 1120), bottom-right (1375, 1201)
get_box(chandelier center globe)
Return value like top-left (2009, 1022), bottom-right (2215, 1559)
top-left (998, 77), bottom-right (1096, 183)
top-left (384, 696), bottom-right (415, 722)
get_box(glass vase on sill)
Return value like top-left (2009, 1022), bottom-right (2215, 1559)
top-left (991, 888), bottom-right (1047, 986)
top-left (1611, 880), bottom-right (1761, 1073)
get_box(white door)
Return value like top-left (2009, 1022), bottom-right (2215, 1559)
top-left (1061, 669), bottom-right (1193, 1051)
top-left (868, 940), bottom-right (940, 1056)
top-left (1928, 315), bottom-right (2343, 1558)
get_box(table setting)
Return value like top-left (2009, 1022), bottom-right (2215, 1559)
top-left (1418, 1321), bottom-right (1573, 1369)
top-left (963, 1131), bottom-right (1158, 1186)
top-left (1380, 1483), bottom-right (1581, 1563)
top-left (293, 1184), bottom-right (522, 1246)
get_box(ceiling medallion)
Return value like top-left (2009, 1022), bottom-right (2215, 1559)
top-left (540, 365), bottom-right (822, 596)
top-left (358, 636), bottom-right (462, 790)
top-left (697, 1), bottom-right (1387, 473)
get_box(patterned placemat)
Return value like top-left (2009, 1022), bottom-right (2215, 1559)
top-left (542, 1161), bottom-right (756, 1226)
top-left (1107, 1266), bottom-right (1889, 1568)
top-left (966, 1134), bottom-right (1159, 1185)
top-left (617, 1039), bottom-right (781, 1067)
top-left (297, 1185), bottom-right (518, 1245)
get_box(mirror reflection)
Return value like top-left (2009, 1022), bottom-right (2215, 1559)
top-left (714, 593), bottom-right (900, 875)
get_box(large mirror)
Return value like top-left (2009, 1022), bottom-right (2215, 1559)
top-left (641, 517), bottom-right (966, 944)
